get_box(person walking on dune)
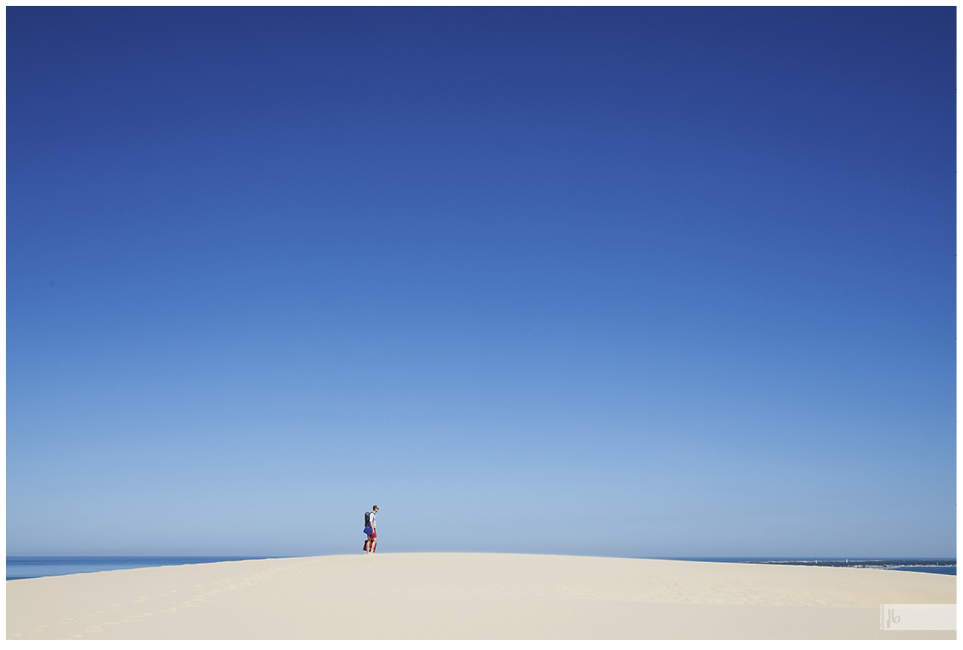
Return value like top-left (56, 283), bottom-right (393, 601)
top-left (363, 505), bottom-right (379, 554)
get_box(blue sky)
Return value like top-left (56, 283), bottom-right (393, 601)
top-left (6, 7), bottom-right (955, 558)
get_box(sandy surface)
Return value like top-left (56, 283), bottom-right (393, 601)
top-left (6, 553), bottom-right (956, 639)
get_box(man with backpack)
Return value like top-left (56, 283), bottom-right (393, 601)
top-left (363, 505), bottom-right (379, 554)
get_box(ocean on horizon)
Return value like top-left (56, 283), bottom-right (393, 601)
top-left (6, 556), bottom-right (282, 581)
top-left (653, 557), bottom-right (956, 576)
top-left (8, 555), bottom-right (957, 580)
top-left (888, 565), bottom-right (956, 576)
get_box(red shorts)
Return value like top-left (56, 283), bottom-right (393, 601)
top-left (368, 530), bottom-right (377, 539)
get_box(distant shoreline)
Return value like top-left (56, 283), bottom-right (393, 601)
top-left (651, 557), bottom-right (957, 575)
top-left (7, 554), bottom-right (957, 580)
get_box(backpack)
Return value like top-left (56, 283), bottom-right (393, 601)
top-left (364, 511), bottom-right (371, 528)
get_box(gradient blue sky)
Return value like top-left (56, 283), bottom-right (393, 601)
top-left (6, 7), bottom-right (956, 558)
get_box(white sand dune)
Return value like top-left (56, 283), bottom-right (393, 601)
top-left (6, 553), bottom-right (955, 639)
